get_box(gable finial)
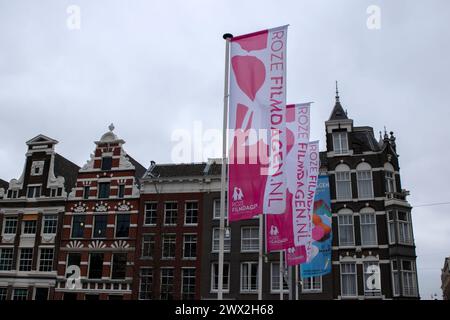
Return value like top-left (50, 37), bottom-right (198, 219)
top-left (109, 123), bottom-right (115, 132)
top-left (335, 80), bottom-right (340, 103)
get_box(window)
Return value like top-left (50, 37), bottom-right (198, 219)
top-left (240, 262), bottom-right (258, 293)
top-left (8, 189), bottom-right (19, 199)
top-left (39, 248), bottom-right (54, 272)
top-left (302, 276), bottom-right (322, 292)
top-left (111, 253), bottom-right (127, 279)
top-left (401, 260), bottom-right (418, 297)
top-left (23, 220), bottom-right (37, 234)
top-left (164, 202), bottom-right (178, 225)
top-left (271, 263), bottom-right (288, 293)
top-left (101, 157), bottom-right (113, 171)
top-left (0, 287), bottom-right (7, 300)
top-left (34, 287), bottom-right (49, 301)
top-left (118, 185), bottom-right (125, 198)
top-left (185, 201), bottom-right (198, 225)
top-left (115, 214), bottom-right (130, 238)
top-left (181, 268), bottom-right (196, 300)
top-left (363, 262), bottom-right (381, 297)
top-left (42, 215), bottom-right (58, 234)
top-left (212, 228), bottom-right (231, 252)
top-left (31, 161), bottom-right (44, 176)
top-left (139, 268), bottom-right (153, 300)
top-left (333, 131), bottom-right (349, 154)
top-left (391, 261), bottom-right (400, 296)
top-left (83, 186), bottom-right (90, 200)
top-left (213, 199), bottom-right (228, 219)
top-left (211, 263), bottom-right (230, 292)
top-left (141, 234), bottom-right (155, 259)
top-left (384, 163), bottom-right (396, 193)
top-left (356, 163), bottom-right (374, 199)
top-left (27, 186), bottom-right (41, 198)
top-left (0, 248), bottom-right (14, 271)
top-left (71, 216), bottom-right (85, 238)
top-left (3, 217), bottom-right (18, 234)
top-left (338, 211), bottom-right (354, 246)
top-left (360, 209), bottom-right (377, 246)
top-left (12, 288), bottom-right (28, 300)
top-left (340, 263), bottom-right (357, 297)
top-left (98, 182), bottom-right (110, 199)
top-left (93, 215), bottom-right (107, 238)
top-left (67, 253), bottom-right (81, 268)
top-left (160, 268), bottom-right (174, 300)
top-left (387, 211), bottom-right (397, 244)
top-left (88, 253), bottom-right (104, 279)
top-left (162, 234), bottom-right (176, 259)
top-left (144, 202), bottom-right (157, 225)
top-left (183, 234), bottom-right (197, 259)
top-left (335, 164), bottom-right (352, 200)
top-left (398, 211), bottom-right (413, 245)
top-left (241, 227), bottom-right (259, 252)
top-left (19, 248), bottom-right (33, 271)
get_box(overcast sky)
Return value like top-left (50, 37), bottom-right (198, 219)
top-left (0, 0), bottom-right (449, 299)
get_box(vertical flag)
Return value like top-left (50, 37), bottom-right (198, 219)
top-left (228, 26), bottom-right (289, 222)
top-left (301, 175), bottom-right (332, 277)
top-left (266, 103), bottom-right (311, 252)
top-left (286, 140), bottom-right (320, 266)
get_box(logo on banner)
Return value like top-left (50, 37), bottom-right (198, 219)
top-left (232, 187), bottom-right (244, 201)
top-left (269, 225), bottom-right (279, 236)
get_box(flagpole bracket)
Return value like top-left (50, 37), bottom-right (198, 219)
top-left (223, 33), bottom-right (233, 40)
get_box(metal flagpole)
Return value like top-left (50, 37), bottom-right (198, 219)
top-left (288, 266), bottom-right (293, 300)
top-left (218, 33), bottom-right (233, 300)
top-left (258, 214), bottom-right (263, 300)
top-left (295, 265), bottom-right (299, 300)
top-left (279, 251), bottom-right (283, 300)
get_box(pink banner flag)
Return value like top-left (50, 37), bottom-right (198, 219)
top-left (228, 26), bottom-right (288, 222)
top-left (285, 140), bottom-right (320, 266)
top-left (266, 103), bottom-right (311, 252)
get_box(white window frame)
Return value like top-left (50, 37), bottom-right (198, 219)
top-left (27, 184), bottom-right (42, 198)
top-left (212, 228), bottom-right (230, 252)
top-left (302, 276), bottom-right (322, 293)
top-left (387, 211), bottom-right (397, 244)
top-left (12, 288), bottom-right (28, 300)
top-left (397, 211), bottom-right (414, 245)
top-left (211, 262), bottom-right (230, 293)
top-left (335, 164), bottom-right (352, 201)
top-left (338, 210), bottom-right (355, 247)
top-left (139, 267), bottom-right (153, 300)
top-left (160, 267), bottom-right (174, 300)
top-left (384, 163), bottom-right (396, 194)
top-left (333, 131), bottom-right (349, 154)
top-left (360, 208), bottom-right (378, 247)
top-left (240, 226), bottom-right (259, 252)
top-left (182, 234), bottom-right (197, 260)
top-left (0, 247), bottom-right (14, 271)
top-left (22, 220), bottom-right (37, 235)
top-left (340, 262), bottom-right (358, 298)
top-left (270, 263), bottom-right (289, 293)
top-left (18, 247), bottom-right (33, 271)
top-left (240, 261), bottom-right (258, 293)
top-left (401, 260), bottom-right (418, 297)
top-left (144, 202), bottom-right (158, 226)
top-left (141, 233), bottom-right (155, 259)
top-left (391, 260), bottom-right (400, 297)
top-left (161, 234), bottom-right (176, 260)
top-left (213, 199), bottom-right (228, 220)
top-left (38, 247), bottom-right (54, 272)
top-left (164, 202), bottom-right (178, 226)
top-left (356, 162), bottom-right (374, 199)
top-left (2, 216), bottom-right (18, 235)
top-left (184, 201), bottom-right (198, 226)
top-left (42, 215), bottom-right (58, 235)
top-left (181, 267), bottom-right (196, 300)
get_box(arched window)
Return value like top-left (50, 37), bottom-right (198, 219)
top-left (356, 162), bottom-right (373, 199)
top-left (335, 164), bottom-right (352, 200)
top-left (338, 208), bottom-right (354, 246)
top-left (384, 163), bottom-right (396, 193)
top-left (360, 207), bottom-right (377, 246)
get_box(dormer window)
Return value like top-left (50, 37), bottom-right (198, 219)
top-left (333, 132), bottom-right (349, 154)
top-left (98, 182), bottom-right (110, 199)
top-left (101, 157), bottom-right (113, 171)
top-left (7, 190), bottom-right (19, 199)
top-left (384, 163), bottom-right (396, 193)
top-left (27, 186), bottom-right (41, 198)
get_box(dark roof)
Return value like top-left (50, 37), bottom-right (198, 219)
top-left (54, 153), bottom-right (80, 193)
top-left (148, 163), bottom-right (208, 178)
top-left (351, 127), bottom-right (381, 153)
top-left (0, 178), bottom-right (8, 190)
top-left (128, 155), bottom-right (146, 180)
top-left (328, 101), bottom-right (348, 121)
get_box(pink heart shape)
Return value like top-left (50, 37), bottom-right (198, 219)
top-left (232, 55), bottom-right (266, 101)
